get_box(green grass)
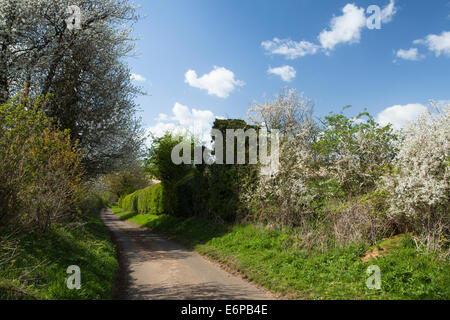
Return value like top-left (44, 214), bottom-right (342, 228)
top-left (112, 206), bottom-right (450, 300)
top-left (0, 215), bottom-right (118, 300)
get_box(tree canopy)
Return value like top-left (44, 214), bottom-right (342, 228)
top-left (0, 0), bottom-right (144, 177)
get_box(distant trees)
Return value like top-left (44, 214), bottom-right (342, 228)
top-left (0, 0), bottom-right (143, 177)
top-left (105, 168), bottom-right (150, 200)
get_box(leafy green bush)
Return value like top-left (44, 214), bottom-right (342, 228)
top-left (145, 133), bottom-right (193, 215)
top-left (77, 193), bottom-right (109, 217)
top-left (0, 96), bottom-right (83, 232)
top-left (119, 184), bottom-right (164, 215)
top-left (206, 119), bottom-right (260, 221)
top-left (313, 107), bottom-right (397, 196)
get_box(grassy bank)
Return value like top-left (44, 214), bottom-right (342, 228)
top-left (0, 213), bottom-right (118, 300)
top-left (112, 206), bottom-right (449, 300)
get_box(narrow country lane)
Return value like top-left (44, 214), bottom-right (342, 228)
top-left (100, 209), bottom-right (273, 300)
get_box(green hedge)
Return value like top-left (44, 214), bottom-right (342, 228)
top-left (118, 184), bottom-right (164, 214)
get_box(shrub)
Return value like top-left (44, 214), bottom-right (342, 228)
top-left (206, 119), bottom-right (260, 222)
top-left (0, 96), bottom-right (82, 232)
top-left (328, 200), bottom-right (393, 247)
top-left (145, 133), bottom-right (193, 215)
top-left (77, 193), bottom-right (109, 217)
top-left (244, 92), bottom-right (398, 230)
top-left (119, 184), bottom-right (164, 215)
top-left (313, 107), bottom-right (397, 196)
top-left (381, 105), bottom-right (449, 251)
top-left (243, 88), bottom-right (319, 226)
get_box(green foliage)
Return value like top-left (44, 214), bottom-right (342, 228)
top-left (0, 96), bottom-right (83, 232)
top-left (77, 193), bottom-right (110, 217)
top-left (105, 168), bottom-right (150, 199)
top-left (145, 132), bottom-right (192, 183)
top-left (313, 107), bottom-right (397, 196)
top-left (173, 172), bottom-right (196, 217)
top-left (206, 119), bottom-right (260, 221)
top-left (145, 132), bottom-right (194, 215)
top-left (119, 184), bottom-right (164, 215)
top-left (140, 119), bottom-right (261, 221)
top-left (0, 215), bottom-right (118, 300)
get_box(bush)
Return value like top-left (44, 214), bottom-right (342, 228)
top-left (77, 193), bottom-right (109, 217)
top-left (119, 184), bottom-right (164, 215)
top-left (207, 119), bottom-right (260, 222)
top-left (242, 90), bottom-right (401, 248)
top-left (0, 96), bottom-right (82, 232)
top-left (243, 88), bottom-right (319, 226)
top-left (313, 107), bottom-right (397, 196)
top-left (145, 133), bottom-right (193, 215)
top-left (381, 105), bottom-right (450, 251)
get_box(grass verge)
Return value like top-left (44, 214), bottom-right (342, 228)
top-left (112, 206), bottom-right (450, 300)
top-left (0, 214), bottom-right (118, 300)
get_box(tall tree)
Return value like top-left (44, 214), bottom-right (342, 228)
top-left (0, 0), bottom-right (144, 176)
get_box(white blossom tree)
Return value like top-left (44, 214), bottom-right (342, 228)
top-left (0, 0), bottom-right (143, 176)
top-left (381, 104), bottom-right (449, 250)
top-left (245, 88), bottom-right (319, 226)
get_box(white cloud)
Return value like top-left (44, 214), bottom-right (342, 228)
top-left (147, 103), bottom-right (216, 143)
top-left (184, 66), bottom-right (245, 98)
top-left (261, 38), bottom-right (319, 59)
top-left (156, 113), bottom-right (169, 121)
top-left (267, 65), bottom-right (297, 82)
top-left (414, 31), bottom-right (450, 57)
top-left (381, 0), bottom-right (397, 23)
top-left (130, 73), bottom-right (146, 82)
top-left (146, 122), bottom-right (178, 141)
top-left (318, 4), bottom-right (367, 51)
top-left (395, 48), bottom-right (424, 61)
top-left (376, 103), bottom-right (428, 129)
top-left (262, 1), bottom-right (397, 58)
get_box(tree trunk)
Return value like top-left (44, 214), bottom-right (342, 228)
top-left (0, 44), bottom-right (9, 104)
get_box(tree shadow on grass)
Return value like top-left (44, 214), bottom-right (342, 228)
top-left (9, 219), bottom-right (117, 299)
top-left (113, 208), bottom-right (140, 221)
top-left (111, 206), bottom-right (232, 250)
top-left (139, 214), bottom-right (232, 250)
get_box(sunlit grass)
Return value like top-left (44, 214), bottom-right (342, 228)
top-left (112, 206), bottom-right (450, 300)
top-left (0, 216), bottom-right (118, 300)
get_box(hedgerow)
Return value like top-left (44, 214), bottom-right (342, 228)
top-left (120, 89), bottom-right (449, 255)
top-left (119, 184), bottom-right (164, 215)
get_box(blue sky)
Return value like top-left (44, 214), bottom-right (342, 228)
top-left (126, 0), bottom-right (450, 140)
